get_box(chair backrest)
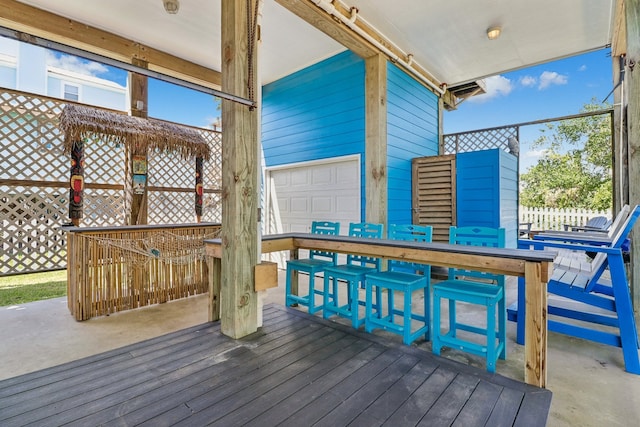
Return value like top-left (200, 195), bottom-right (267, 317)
top-left (309, 221), bottom-right (341, 263)
top-left (346, 222), bottom-right (384, 268)
top-left (448, 226), bottom-right (506, 284)
top-left (606, 204), bottom-right (631, 238)
top-left (388, 224), bottom-right (432, 275)
top-left (585, 205), bottom-right (640, 288)
top-left (585, 216), bottom-right (610, 229)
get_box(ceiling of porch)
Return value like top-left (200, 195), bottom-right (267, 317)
top-left (14, 0), bottom-right (617, 89)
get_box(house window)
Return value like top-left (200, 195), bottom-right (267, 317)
top-left (62, 83), bottom-right (80, 101)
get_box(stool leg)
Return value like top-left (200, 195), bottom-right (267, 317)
top-left (449, 298), bottom-right (457, 338)
top-left (499, 291), bottom-right (506, 360)
top-left (308, 273), bottom-right (317, 314)
top-left (486, 299), bottom-right (497, 373)
top-left (365, 281), bottom-right (373, 333)
top-left (432, 291), bottom-right (442, 355)
top-left (322, 274), bottom-right (331, 319)
top-left (285, 265), bottom-right (294, 307)
top-left (424, 284), bottom-right (430, 342)
top-left (403, 287), bottom-right (411, 345)
top-left (350, 279), bottom-right (360, 328)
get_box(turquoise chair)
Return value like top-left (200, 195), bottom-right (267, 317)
top-left (432, 226), bottom-right (506, 373)
top-left (285, 221), bottom-right (340, 314)
top-left (322, 222), bottom-right (383, 328)
top-left (364, 224), bottom-right (432, 345)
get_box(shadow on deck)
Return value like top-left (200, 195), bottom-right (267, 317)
top-left (0, 304), bottom-right (551, 426)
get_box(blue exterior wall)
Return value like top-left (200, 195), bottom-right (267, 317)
top-left (262, 51), bottom-right (366, 220)
top-left (262, 52), bottom-right (440, 225)
top-left (386, 63), bottom-right (439, 226)
top-left (456, 148), bottom-right (518, 247)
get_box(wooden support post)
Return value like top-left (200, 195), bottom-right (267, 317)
top-left (365, 54), bottom-right (387, 229)
top-left (129, 60), bottom-right (149, 225)
top-left (626, 0), bottom-right (640, 312)
top-left (524, 261), bottom-right (547, 388)
top-left (220, 0), bottom-right (260, 338)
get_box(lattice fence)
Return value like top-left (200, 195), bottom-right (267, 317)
top-left (1, 88), bottom-right (222, 276)
top-left (443, 125), bottom-right (518, 154)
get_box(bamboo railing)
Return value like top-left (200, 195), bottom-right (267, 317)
top-left (65, 223), bottom-right (221, 320)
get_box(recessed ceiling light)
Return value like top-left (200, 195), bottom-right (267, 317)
top-left (487, 26), bottom-right (502, 40)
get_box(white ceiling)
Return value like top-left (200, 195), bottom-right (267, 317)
top-left (15, 0), bottom-right (616, 88)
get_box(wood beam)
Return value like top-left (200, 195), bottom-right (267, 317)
top-left (625, 0), bottom-right (640, 311)
top-left (275, 0), bottom-right (377, 58)
top-left (365, 54), bottom-right (387, 228)
top-left (219, 0), bottom-right (260, 338)
top-left (0, 0), bottom-right (221, 89)
top-left (275, 0), bottom-right (443, 97)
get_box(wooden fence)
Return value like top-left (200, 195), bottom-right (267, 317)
top-left (66, 223), bottom-right (220, 320)
top-left (519, 206), bottom-right (610, 231)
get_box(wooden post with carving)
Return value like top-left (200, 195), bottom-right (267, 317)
top-left (68, 140), bottom-right (84, 226)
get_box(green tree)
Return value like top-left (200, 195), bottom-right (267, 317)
top-left (520, 101), bottom-right (612, 210)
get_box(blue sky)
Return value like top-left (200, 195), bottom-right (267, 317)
top-left (443, 48), bottom-right (614, 171)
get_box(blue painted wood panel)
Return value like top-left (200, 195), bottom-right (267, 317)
top-left (386, 63), bottom-right (439, 226)
top-left (262, 54), bottom-right (440, 225)
top-left (262, 51), bottom-right (366, 220)
top-left (456, 149), bottom-right (518, 247)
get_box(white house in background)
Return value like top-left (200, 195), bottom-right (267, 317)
top-left (0, 35), bottom-right (127, 110)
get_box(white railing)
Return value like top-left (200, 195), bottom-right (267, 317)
top-left (519, 206), bottom-right (610, 231)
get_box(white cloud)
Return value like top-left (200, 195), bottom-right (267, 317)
top-left (46, 52), bottom-right (108, 76)
top-left (519, 75), bottom-right (537, 87)
top-left (538, 71), bottom-right (568, 89)
top-left (524, 149), bottom-right (547, 159)
top-left (468, 75), bottom-right (513, 103)
top-left (578, 64), bottom-right (587, 72)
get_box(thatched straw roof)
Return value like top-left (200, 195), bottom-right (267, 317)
top-left (59, 104), bottom-right (211, 160)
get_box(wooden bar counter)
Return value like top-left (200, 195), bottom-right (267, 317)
top-left (205, 233), bottom-right (555, 388)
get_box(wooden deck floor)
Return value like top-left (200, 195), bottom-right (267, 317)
top-left (0, 304), bottom-right (551, 426)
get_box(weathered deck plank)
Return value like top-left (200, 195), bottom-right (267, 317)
top-left (0, 304), bottom-right (552, 426)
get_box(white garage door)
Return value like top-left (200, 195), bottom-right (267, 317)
top-left (266, 156), bottom-right (360, 237)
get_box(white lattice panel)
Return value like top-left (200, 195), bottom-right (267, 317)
top-left (82, 188), bottom-right (127, 227)
top-left (444, 126), bottom-right (517, 154)
top-left (148, 151), bottom-right (193, 188)
top-left (148, 191), bottom-right (194, 224)
top-left (1, 185), bottom-right (67, 275)
top-left (202, 130), bottom-right (222, 188)
top-left (0, 91), bottom-right (67, 181)
top-left (84, 137), bottom-right (126, 184)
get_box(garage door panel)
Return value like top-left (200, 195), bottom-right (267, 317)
top-left (268, 158), bottom-right (360, 239)
top-left (311, 168), bottom-right (333, 185)
top-left (290, 197), bottom-right (309, 213)
top-left (290, 169), bottom-right (310, 186)
top-left (311, 196), bottom-right (333, 213)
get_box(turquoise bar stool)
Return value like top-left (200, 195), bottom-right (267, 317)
top-left (285, 221), bottom-right (340, 314)
top-left (432, 226), bottom-right (506, 373)
top-left (364, 224), bottom-right (432, 345)
top-left (322, 222), bottom-right (383, 328)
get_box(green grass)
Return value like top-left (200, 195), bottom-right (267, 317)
top-left (0, 270), bottom-right (67, 306)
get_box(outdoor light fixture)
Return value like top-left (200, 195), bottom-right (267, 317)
top-left (486, 26), bottom-right (502, 40)
top-left (163, 0), bottom-right (180, 14)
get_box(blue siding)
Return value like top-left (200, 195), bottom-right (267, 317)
top-left (386, 63), bottom-right (439, 226)
top-left (456, 149), bottom-right (518, 247)
top-left (262, 51), bottom-right (366, 220)
top-left (262, 53), bottom-right (440, 225)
